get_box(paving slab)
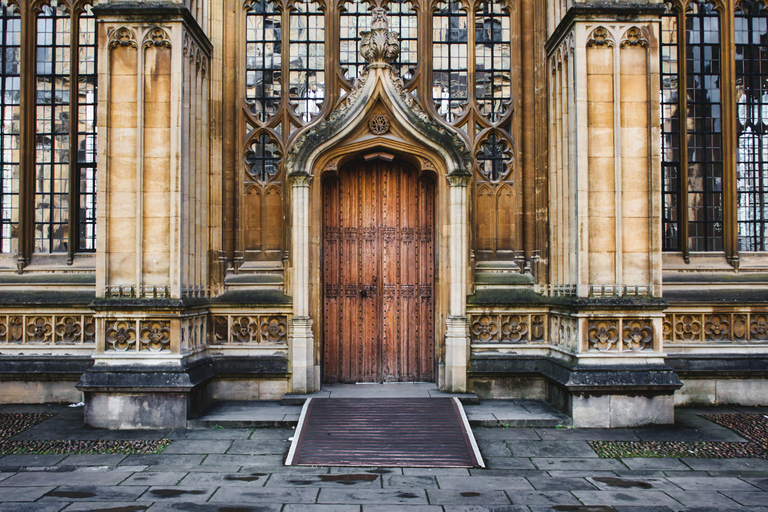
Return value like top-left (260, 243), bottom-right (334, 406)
top-left (177, 471), bottom-right (269, 487)
top-left (427, 489), bottom-right (512, 505)
top-left (531, 457), bottom-right (628, 471)
top-left (265, 472), bottom-right (383, 487)
top-left (443, 506), bottom-right (528, 512)
top-left (665, 476), bottom-right (761, 490)
top-left (620, 458), bottom-right (692, 471)
top-left (0, 454), bottom-right (68, 467)
top-left (119, 455), bottom-right (206, 467)
top-left (147, 503), bottom-right (281, 512)
top-left (208, 486), bottom-right (320, 503)
top-left (680, 458), bottom-right (768, 471)
top-left (525, 475), bottom-right (598, 490)
top-left (572, 489), bottom-right (683, 507)
top-left (364, 506), bottom-right (444, 512)
top-left (472, 428), bottom-right (541, 441)
top-left (136, 486), bottom-right (218, 502)
top-left (586, 476), bottom-right (681, 491)
top-left (227, 439), bottom-right (290, 455)
top-left (63, 502), bottom-right (151, 511)
top-left (0, 486), bottom-right (58, 501)
top-left (120, 471), bottom-right (189, 486)
top-left (284, 506), bottom-right (358, 512)
top-left (57, 454), bottom-right (128, 466)
top-left (477, 441), bottom-right (513, 457)
top-left (0, 470), bottom-right (137, 486)
top-left (317, 488), bottom-right (428, 504)
top-left (535, 428), bottom-right (641, 441)
top-left (165, 429), bottom-right (254, 440)
top-left (0, 504), bottom-right (68, 512)
top-left (162, 440), bottom-right (233, 454)
top-left (664, 490), bottom-right (743, 508)
top-left (39, 485), bottom-right (149, 501)
top-left (202, 454), bottom-right (282, 466)
top-left (482, 457), bottom-right (538, 470)
top-left (437, 475), bottom-right (533, 490)
top-left (721, 492), bottom-right (768, 506)
top-left (507, 489), bottom-right (582, 505)
top-left (383, 475), bottom-right (438, 488)
top-left (506, 440), bottom-right (598, 458)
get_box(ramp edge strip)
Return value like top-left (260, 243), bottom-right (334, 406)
top-left (454, 396), bottom-right (485, 468)
top-left (284, 397), bottom-right (312, 466)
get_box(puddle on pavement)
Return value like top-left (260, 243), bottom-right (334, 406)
top-left (318, 474), bottom-right (379, 485)
top-left (460, 491), bottom-right (481, 497)
top-left (45, 490), bottom-right (97, 499)
top-left (150, 489), bottom-right (206, 497)
top-left (86, 507), bottom-right (148, 512)
top-left (224, 472), bottom-right (267, 482)
top-left (592, 476), bottom-right (653, 489)
top-left (553, 507), bottom-right (617, 512)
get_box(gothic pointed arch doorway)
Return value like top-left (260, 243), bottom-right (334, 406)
top-left (322, 157), bottom-right (435, 383)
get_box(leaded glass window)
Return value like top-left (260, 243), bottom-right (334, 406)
top-left (736, 0), bottom-right (768, 251)
top-left (35, 3), bottom-right (72, 254)
top-left (661, 6), bottom-right (680, 251)
top-left (432, 0), bottom-right (468, 123)
top-left (77, 6), bottom-right (96, 251)
top-left (246, 0), bottom-right (282, 122)
top-left (340, 0), bottom-right (371, 82)
top-left (475, 0), bottom-right (511, 122)
top-left (686, 0), bottom-right (723, 251)
top-left (289, 0), bottom-right (324, 123)
top-left (0, 4), bottom-right (19, 254)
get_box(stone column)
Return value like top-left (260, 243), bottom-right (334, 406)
top-left (289, 174), bottom-right (319, 393)
top-left (444, 174), bottom-right (471, 392)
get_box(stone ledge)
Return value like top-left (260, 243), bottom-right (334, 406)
top-left (666, 354), bottom-right (768, 377)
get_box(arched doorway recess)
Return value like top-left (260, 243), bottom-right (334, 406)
top-left (285, 8), bottom-right (473, 393)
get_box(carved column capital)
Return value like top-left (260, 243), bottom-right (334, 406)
top-left (446, 173), bottom-right (471, 187)
top-left (289, 173), bottom-right (313, 187)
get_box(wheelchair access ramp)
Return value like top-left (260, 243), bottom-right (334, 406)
top-left (285, 397), bottom-right (484, 468)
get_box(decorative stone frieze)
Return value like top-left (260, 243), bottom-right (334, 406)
top-left (469, 313), bottom-right (546, 344)
top-left (108, 27), bottom-right (138, 49)
top-left (0, 314), bottom-right (95, 345)
top-left (664, 310), bottom-right (768, 343)
top-left (211, 315), bottom-right (288, 345)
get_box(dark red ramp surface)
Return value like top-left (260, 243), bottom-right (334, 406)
top-left (287, 397), bottom-right (483, 467)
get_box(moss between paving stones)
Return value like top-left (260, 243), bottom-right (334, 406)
top-left (0, 413), bottom-right (55, 440)
top-left (590, 413), bottom-right (768, 459)
top-left (588, 440), bottom-right (767, 459)
top-left (704, 413), bottom-right (768, 448)
top-left (0, 413), bottom-right (170, 455)
top-left (0, 439), bottom-right (171, 455)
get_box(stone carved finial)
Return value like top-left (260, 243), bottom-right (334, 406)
top-left (360, 7), bottom-right (400, 67)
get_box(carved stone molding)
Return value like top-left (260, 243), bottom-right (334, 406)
top-left (289, 174), bottom-right (313, 187)
top-left (360, 7), bottom-right (400, 67)
top-left (621, 27), bottom-right (649, 48)
top-left (108, 28), bottom-right (138, 50)
top-left (144, 27), bottom-right (172, 49)
top-left (586, 26), bottom-right (614, 48)
top-left (446, 174), bottom-right (471, 187)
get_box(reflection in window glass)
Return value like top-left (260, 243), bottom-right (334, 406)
top-left (387, 1), bottom-right (418, 81)
top-left (340, 1), bottom-right (371, 82)
top-left (661, 6), bottom-right (680, 250)
top-left (290, 0), bottom-right (324, 123)
top-left (686, 0), bottom-right (722, 251)
top-left (432, 0), bottom-right (467, 123)
top-left (736, 0), bottom-right (768, 251)
top-left (246, 0), bottom-right (282, 122)
top-left (35, 4), bottom-right (71, 254)
top-left (78, 6), bottom-right (96, 251)
top-left (0, 4), bottom-right (20, 254)
top-left (475, 0), bottom-right (511, 122)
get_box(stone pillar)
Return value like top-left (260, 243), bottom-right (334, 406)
top-left (444, 174), bottom-right (471, 392)
top-left (543, 15), bottom-right (681, 427)
top-left (77, 5), bottom-right (214, 429)
top-left (288, 174), bottom-right (319, 393)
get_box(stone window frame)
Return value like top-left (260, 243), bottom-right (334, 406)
top-left (0, 0), bottom-right (97, 270)
top-left (661, 0), bottom-right (768, 265)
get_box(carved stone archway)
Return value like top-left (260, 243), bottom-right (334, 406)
top-left (286, 8), bottom-right (473, 393)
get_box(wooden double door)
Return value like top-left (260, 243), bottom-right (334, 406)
top-left (322, 158), bottom-right (435, 383)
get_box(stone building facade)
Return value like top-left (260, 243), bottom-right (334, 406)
top-left (0, 0), bottom-right (766, 428)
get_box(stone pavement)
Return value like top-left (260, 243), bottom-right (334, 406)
top-left (2, 403), bottom-right (768, 511)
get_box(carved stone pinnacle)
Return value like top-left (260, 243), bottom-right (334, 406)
top-left (360, 7), bottom-right (400, 68)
